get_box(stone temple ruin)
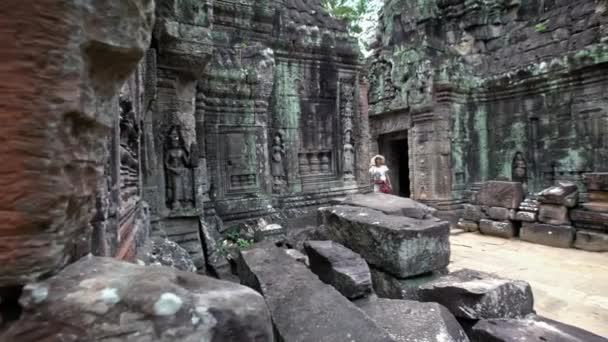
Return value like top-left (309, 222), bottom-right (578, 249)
top-left (0, 0), bottom-right (607, 341)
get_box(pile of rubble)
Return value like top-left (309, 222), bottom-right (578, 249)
top-left (458, 173), bottom-right (608, 252)
top-left (2, 193), bottom-right (605, 341)
top-left (236, 193), bottom-right (606, 342)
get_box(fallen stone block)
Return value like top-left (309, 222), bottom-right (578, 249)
top-left (520, 223), bottom-right (575, 248)
top-left (477, 181), bottom-right (524, 209)
top-left (574, 230), bottom-right (608, 252)
top-left (237, 246), bottom-right (396, 342)
top-left (463, 204), bottom-right (484, 222)
top-left (0, 256), bottom-right (273, 342)
top-left (370, 267), bottom-right (447, 300)
top-left (355, 296), bottom-right (470, 342)
top-left (479, 219), bottom-right (517, 239)
top-left (538, 204), bottom-right (570, 225)
top-left (583, 172), bottom-right (608, 191)
top-left (319, 205), bottom-right (450, 278)
top-left (342, 193), bottom-right (437, 219)
top-left (471, 314), bottom-right (608, 342)
top-left (457, 219), bottom-right (479, 232)
top-left (418, 269), bottom-right (534, 320)
top-left (537, 181), bottom-right (579, 207)
top-left (137, 237), bottom-right (197, 273)
top-left (514, 211), bottom-right (537, 222)
top-left (304, 240), bottom-right (372, 299)
top-left (487, 207), bottom-right (515, 221)
top-left (570, 209), bottom-right (608, 232)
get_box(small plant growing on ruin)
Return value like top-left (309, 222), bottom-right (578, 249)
top-left (535, 20), bottom-right (548, 33)
top-left (226, 230), bottom-right (254, 250)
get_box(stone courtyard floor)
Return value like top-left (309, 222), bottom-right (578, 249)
top-left (449, 232), bottom-right (608, 337)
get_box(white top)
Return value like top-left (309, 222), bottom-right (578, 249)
top-left (369, 165), bottom-right (389, 182)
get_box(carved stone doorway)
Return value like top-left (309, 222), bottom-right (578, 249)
top-left (378, 131), bottom-right (411, 198)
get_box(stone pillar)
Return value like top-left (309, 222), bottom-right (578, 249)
top-left (0, 0), bottom-right (154, 286)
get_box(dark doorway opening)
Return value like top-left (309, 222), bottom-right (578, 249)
top-left (378, 131), bottom-right (411, 198)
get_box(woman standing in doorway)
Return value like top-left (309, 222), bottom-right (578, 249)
top-left (369, 155), bottom-right (392, 194)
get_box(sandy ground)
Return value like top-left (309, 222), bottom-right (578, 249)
top-left (449, 232), bottom-right (608, 338)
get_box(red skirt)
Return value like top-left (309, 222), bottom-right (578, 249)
top-left (376, 181), bottom-right (391, 194)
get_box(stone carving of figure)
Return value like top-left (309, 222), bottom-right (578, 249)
top-left (271, 131), bottom-right (286, 192)
top-left (343, 130), bottom-right (355, 180)
top-left (165, 125), bottom-right (194, 210)
top-left (119, 96), bottom-right (139, 170)
top-left (512, 152), bottom-right (527, 184)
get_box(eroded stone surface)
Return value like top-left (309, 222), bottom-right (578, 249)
top-left (137, 237), bottom-right (197, 272)
top-left (477, 182), bottom-right (525, 210)
top-left (0, 0), bottom-right (154, 286)
top-left (237, 246), bottom-right (396, 342)
top-left (520, 223), bottom-right (575, 249)
top-left (371, 267), bottom-right (447, 301)
top-left (570, 209), bottom-right (608, 232)
top-left (457, 219), bottom-right (480, 232)
top-left (463, 204), bottom-right (485, 223)
top-left (471, 315), bottom-right (608, 342)
top-left (514, 211), bottom-right (537, 222)
top-left (479, 219), bottom-right (517, 239)
top-left (342, 193), bottom-right (437, 219)
top-left (574, 230), bottom-right (608, 252)
top-left (355, 296), bottom-right (470, 342)
top-left (0, 256), bottom-right (273, 342)
top-left (419, 269), bottom-right (534, 320)
top-left (537, 181), bottom-right (579, 208)
top-left (538, 204), bottom-right (571, 226)
top-left (319, 205), bottom-right (450, 278)
top-left (304, 241), bottom-right (372, 299)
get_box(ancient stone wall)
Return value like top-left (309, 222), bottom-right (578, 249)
top-left (0, 0), bottom-right (155, 286)
top-left (129, 0), bottom-right (369, 271)
top-left (368, 0), bottom-right (608, 218)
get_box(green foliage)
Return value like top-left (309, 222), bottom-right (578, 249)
top-left (322, 0), bottom-right (368, 34)
top-left (535, 21), bottom-right (548, 33)
top-left (236, 238), bottom-right (253, 249)
top-left (226, 230), bottom-right (254, 250)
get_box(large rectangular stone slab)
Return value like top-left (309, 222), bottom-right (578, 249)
top-left (418, 269), bottom-right (534, 320)
top-left (472, 315), bottom-right (607, 342)
top-left (570, 209), bottom-right (608, 232)
top-left (538, 204), bottom-right (570, 225)
top-left (355, 297), bottom-right (470, 342)
top-left (341, 193), bottom-right (437, 219)
top-left (479, 219), bottom-right (517, 238)
top-left (520, 223), bottom-right (575, 248)
top-left (583, 172), bottom-right (608, 191)
top-left (477, 181), bottom-right (524, 209)
top-left (574, 230), bottom-right (608, 252)
top-left (318, 206), bottom-right (450, 278)
top-left (370, 267), bottom-right (447, 300)
top-left (304, 240), bottom-right (372, 299)
top-left (237, 246), bottom-right (396, 342)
